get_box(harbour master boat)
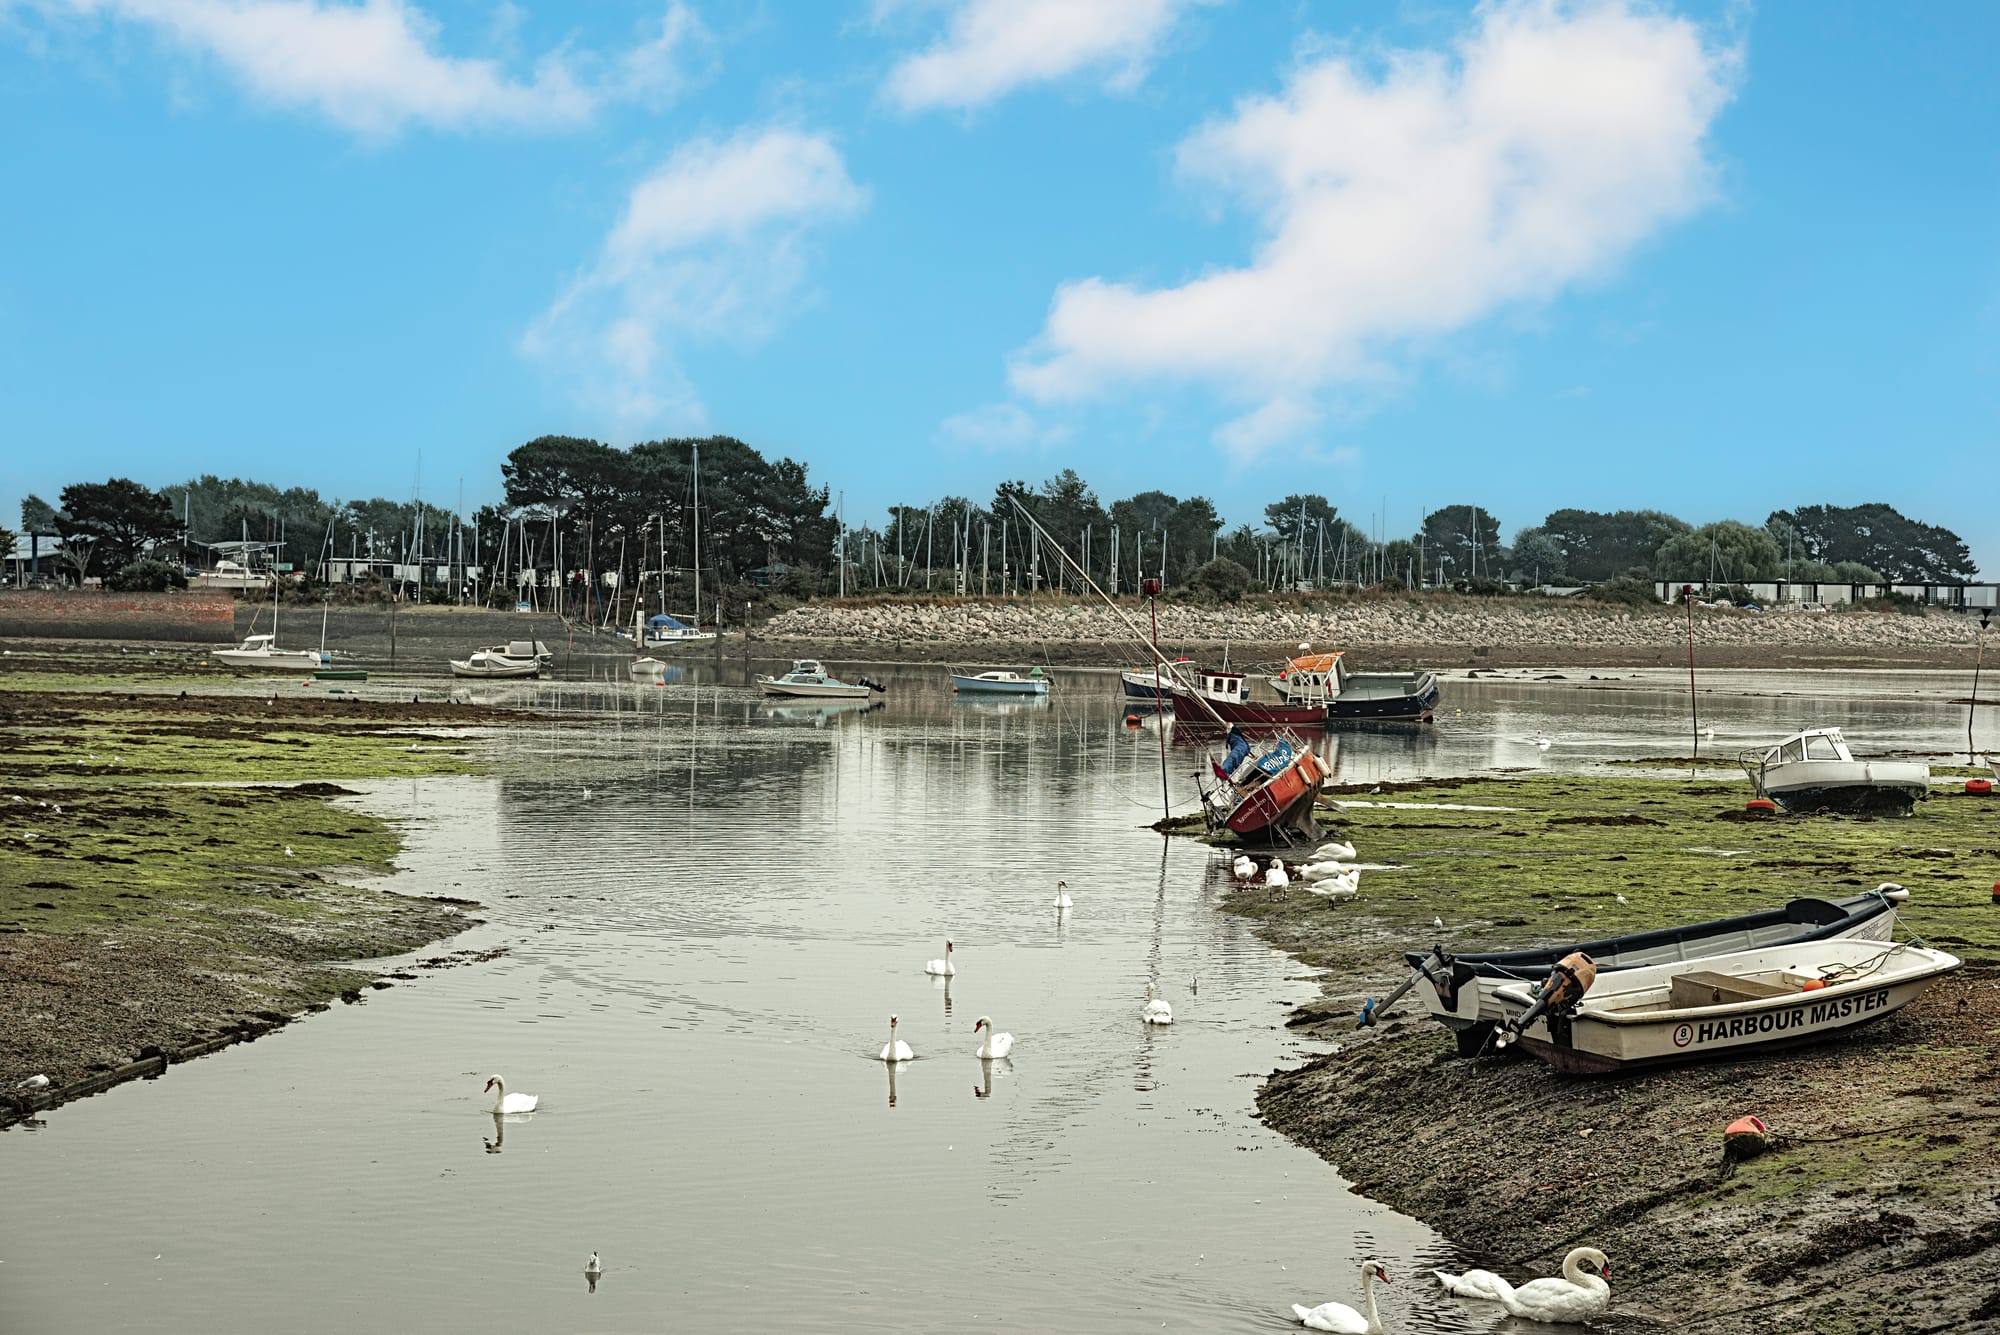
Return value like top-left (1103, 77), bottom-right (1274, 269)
top-left (1487, 934), bottom-right (1960, 1075)
top-left (1270, 652), bottom-right (1441, 723)
top-left (1195, 725), bottom-right (1327, 844)
top-left (1739, 726), bottom-right (1930, 815)
top-left (950, 668), bottom-right (1050, 696)
top-left (755, 659), bottom-right (884, 699)
top-left (1385, 886), bottom-right (1908, 1056)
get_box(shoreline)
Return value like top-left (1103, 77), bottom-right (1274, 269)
top-left (1191, 775), bottom-right (2000, 1331)
top-left (0, 681), bottom-right (528, 1126)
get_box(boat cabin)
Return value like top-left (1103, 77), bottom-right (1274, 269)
top-left (1190, 669), bottom-right (1250, 703)
top-left (1756, 727), bottom-right (1855, 767)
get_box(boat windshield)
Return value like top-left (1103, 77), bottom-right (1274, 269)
top-left (1804, 734), bottom-right (1841, 761)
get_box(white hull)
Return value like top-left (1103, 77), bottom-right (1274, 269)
top-left (216, 648), bottom-right (326, 672)
top-left (645, 631), bottom-right (718, 646)
top-left (451, 657), bottom-right (540, 679)
top-left (1422, 898), bottom-right (1897, 1033)
top-left (756, 678), bottom-right (870, 699)
top-left (1493, 938), bottom-right (1959, 1074)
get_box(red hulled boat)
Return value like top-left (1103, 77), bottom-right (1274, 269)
top-left (1167, 666), bottom-right (1325, 729)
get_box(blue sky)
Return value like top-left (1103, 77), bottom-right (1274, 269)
top-left (3, 0), bottom-right (1995, 564)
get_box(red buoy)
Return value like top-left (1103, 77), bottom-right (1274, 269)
top-left (1123, 713), bottom-right (1142, 728)
top-left (1746, 798), bottom-right (1778, 814)
top-left (1966, 778), bottom-right (1993, 796)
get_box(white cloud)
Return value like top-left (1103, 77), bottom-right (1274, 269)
top-left (936, 402), bottom-right (1070, 451)
top-left (883, 0), bottom-right (1211, 112)
top-left (1007, 0), bottom-right (1737, 454)
top-left (524, 127), bottom-right (867, 431)
top-left (33, 0), bottom-right (710, 135)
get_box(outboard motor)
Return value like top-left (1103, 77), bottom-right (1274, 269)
top-left (1495, 951), bottom-right (1597, 1049)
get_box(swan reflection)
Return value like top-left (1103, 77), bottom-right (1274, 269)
top-left (484, 1113), bottom-right (504, 1154)
top-left (885, 1059), bottom-right (898, 1108)
top-left (972, 1056), bottom-right (1013, 1099)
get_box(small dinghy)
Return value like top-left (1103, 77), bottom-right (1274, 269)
top-left (1488, 936), bottom-right (1960, 1075)
top-left (1380, 887), bottom-right (1906, 1056)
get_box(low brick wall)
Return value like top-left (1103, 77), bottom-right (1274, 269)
top-left (0, 589), bottom-right (239, 643)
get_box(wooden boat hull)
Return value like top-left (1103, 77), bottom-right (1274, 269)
top-left (1167, 688), bottom-right (1322, 728)
top-left (1410, 890), bottom-right (1903, 1051)
top-left (1223, 747), bottom-right (1326, 842)
top-left (1493, 940), bottom-right (1960, 1075)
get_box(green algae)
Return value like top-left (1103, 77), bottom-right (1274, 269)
top-left (2, 718), bottom-right (477, 783)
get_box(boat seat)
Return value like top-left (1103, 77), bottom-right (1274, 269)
top-left (1669, 970), bottom-right (1794, 1008)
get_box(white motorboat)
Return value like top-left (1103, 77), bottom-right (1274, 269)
top-left (755, 659), bottom-right (881, 699)
top-left (1740, 726), bottom-right (1929, 815)
top-left (1489, 935), bottom-right (1960, 1075)
top-left (216, 633), bottom-right (327, 673)
top-left (643, 612), bottom-right (717, 646)
top-left (449, 641), bottom-right (551, 679)
top-left (950, 668), bottom-right (1050, 696)
top-left (1392, 888), bottom-right (1906, 1055)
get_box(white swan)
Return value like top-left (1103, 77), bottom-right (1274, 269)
top-left (1232, 854), bottom-right (1257, 883)
top-left (1142, 981), bottom-right (1173, 1025)
top-left (1493, 1247), bottom-right (1611, 1323)
top-left (484, 1074), bottom-right (538, 1114)
top-left (973, 1015), bottom-right (1013, 1059)
top-left (1292, 1260), bottom-right (1390, 1332)
top-left (1533, 732), bottom-right (1552, 751)
top-left (1312, 872), bottom-right (1359, 901)
top-left (1432, 1265), bottom-right (1512, 1300)
top-left (1300, 860), bottom-right (1354, 881)
top-left (584, 1252), bottom-right (602, 1277)
top-left (878, 1014), bottom-right (914, 1063)
top-left (1264, 858), bottom-right (1290, 895)
top-left (924, 940), bottom-right (955, 976)
top-left (1314, 840), bottom-right (1357, 862)
top-left (1054, 880), bottom-right (1073, 909)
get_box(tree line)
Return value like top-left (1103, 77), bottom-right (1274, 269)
top-left (10, 441), bottom-right (1980, 608)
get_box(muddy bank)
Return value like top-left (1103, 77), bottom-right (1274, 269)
top-left (0, 688), bottom-right (507, 1125)
top-left (1202, 775), bottom-right (2000, 1331)
top-left (756, 595), bottom-right (1984, 670)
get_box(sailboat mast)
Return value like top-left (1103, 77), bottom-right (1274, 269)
top-left (692, 442), bottom-right (702, 628)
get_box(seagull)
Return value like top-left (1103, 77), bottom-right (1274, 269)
top-left (1616, 894), bottom-right (1629, 904)
top-left (1433, 916), bottom-right (1444, 929)
top-left (581, 787), bottom-right (593, 799)
top-left (284, 846), bottom-right (295, 858)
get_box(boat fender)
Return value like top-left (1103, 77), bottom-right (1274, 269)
top-left (1966, 778), bottom-right (1993, 796)
top-left (1745, 798), bottom-right (1778, 814)
top-left (1722, 1114), bottom-right (1772, 1168)
top-left (1123, 714), bottom-right (1142, 728)
top-left (1799, 978), bottom-right (1828, 991)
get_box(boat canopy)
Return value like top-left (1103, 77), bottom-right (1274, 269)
top-left (648, 614), bottom-right (693, 631)
top-left (1283, 652), bottom-right (1345, 673)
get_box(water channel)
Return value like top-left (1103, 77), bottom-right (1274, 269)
top-left (2, 662), bottom-right (1985, 1332)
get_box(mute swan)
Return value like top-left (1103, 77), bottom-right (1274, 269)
top-left (1300, 860), bottom-right (1354, 881)
top-left (584, 1252), bottom-right (602, 1277)
top-left (973, 1015), bottom-right (1013, 1059)
top-left (879, 1015), bottom-right (914, 1063)
top-left (1264, 858), bottom-right (1290, 896)
top-left (1292, 1260), bottom-right (1390, 1332)
top-left (483, 1074), bottom-right (538, 1114)
top-left (1533, 733), bottom-right (1552, 751)
top-left (1433, 1265), bottom-right (1512, 1300)
top-left (924, 941), bottom-right (955, 976)
top-left (1494, 1247), bottom-right (1610, 1323)
top-left (1054, 880), bottom-right (1073, 909)
top-left (1314, 873), bottom-right (1358, 901)
top-left (1142, 981), bottom-right (1173, 1025)
top-left (1314, 840), bottom-right (1357, 862)
top-left (1232, 855), bottom-right (1257, 883)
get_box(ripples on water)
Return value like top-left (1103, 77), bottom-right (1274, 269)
top-left (3, 659), bottom-right (1982, 1333)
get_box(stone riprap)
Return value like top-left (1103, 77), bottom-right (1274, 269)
top-left (757, 597), bottom-right (1984, 666)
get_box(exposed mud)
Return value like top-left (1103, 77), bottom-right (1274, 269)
top-left (1196, 773), bottom-right (2000, 1333)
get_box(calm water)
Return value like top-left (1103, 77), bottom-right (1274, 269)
top-left (2, 660), bottom-right (1982, 1333)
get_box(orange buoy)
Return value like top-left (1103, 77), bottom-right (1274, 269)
top-left (1746, 798), bottom-right (1778, 814)
top-left (1799, 978), bottom-right (1828, 991)
top-left (1123, 714), bottom-right (1142, 727)
top-left (1966, 778), bottom-right (1993, 796)
top-left (1724, 1115), bottom-right (1768, 1137)
top-left (1991, 882), bottom-right (2000, 906)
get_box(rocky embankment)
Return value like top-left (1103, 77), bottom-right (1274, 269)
top-left (757, 596), bottom-right (1984, 668)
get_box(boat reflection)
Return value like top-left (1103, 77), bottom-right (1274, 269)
top-left (758, 698), bottom-right (880, 726)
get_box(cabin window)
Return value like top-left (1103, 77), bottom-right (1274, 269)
top-left (1804, 735), bottom-right (1840, 761)
top-left (1779, 740), bottom-right (1805, 764)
